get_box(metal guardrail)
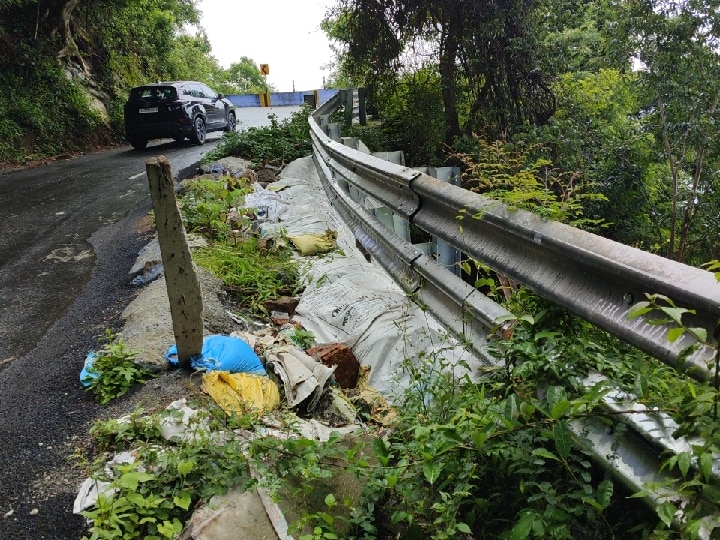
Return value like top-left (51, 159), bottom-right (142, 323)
top-left (310, 96), bottom-right (720, 380)
top-left (308, 93), bottom-right (720, 535)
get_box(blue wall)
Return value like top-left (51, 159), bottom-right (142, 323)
top-left (227, 94), bottom-right (262, 107)
top-left (227, 89), bottom-right (339, 108)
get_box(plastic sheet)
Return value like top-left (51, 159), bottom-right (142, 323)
top-left (288, 230), bottom-right (338, 256)
top-left (165, 334), bottom-right (266, 375)
top-left (244, 182), bottom-right (288, 222)
top-left (202, 371), bottom-right (280, 416)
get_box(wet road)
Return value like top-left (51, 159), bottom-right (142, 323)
top-left (0, 137), bottom-right (224, 363)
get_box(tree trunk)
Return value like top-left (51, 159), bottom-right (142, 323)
top-left (657, 97), bottom-right (681, 260)
top-left (439, 6), bottom-right (462, 147)
top-left (55, 0), bottom-right (90, 74)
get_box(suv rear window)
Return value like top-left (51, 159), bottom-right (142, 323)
top-left (129, 86), bottom-right (177, 102)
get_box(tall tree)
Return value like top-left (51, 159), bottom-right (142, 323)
top-left (618, 0), bottom-right (720, 263)
top-left (323, 0), bottom-right (544, 144)
top-left (223, 57), bottom-right (270, 94)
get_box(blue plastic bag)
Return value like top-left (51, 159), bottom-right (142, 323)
top-left (164, 334), bottom-right (266, 376)
top-left (80, 352), bottom-right (98, 387)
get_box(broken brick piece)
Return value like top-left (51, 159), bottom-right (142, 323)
top-left (262, 296), bottom-right (300, 317)
top-left (306, 343), bottom-right (360, 389)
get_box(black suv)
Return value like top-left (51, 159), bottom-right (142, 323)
top-left (124, 81), bottom-right (236, 149)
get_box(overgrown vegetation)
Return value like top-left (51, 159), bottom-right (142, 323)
top-left (192, 239), bottom-right (301, 315)
top-left (80, 153), bottom-right (720, 539)
top-left (322, 0), bottom-right (720, 266)
top-left (81, 402), bottom-right (253, 540)
top-left (77, 289), bottom-right (720, 538)
top-left (455, 137), bottom-right (607, 231)
top-left (179, 176), bottom-right (254, 240)
top-left (203, 105), bottom-right (314, 167)
top-left (176, 169), bottom-right (302, 315)
top-left (248, 294), bottom-right (719, 538)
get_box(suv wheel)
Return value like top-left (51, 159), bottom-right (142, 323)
top-left (190, 116), bottom-right (206, 145)
top-left (130, 138), bottom-right (147, 150)
top-left (224, 112), bottom-right (236, 132)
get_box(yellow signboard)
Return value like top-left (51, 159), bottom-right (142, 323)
top-left (260, 64), bottom-right (270, 75)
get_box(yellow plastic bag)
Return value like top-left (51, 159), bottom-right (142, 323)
top-left (288, 229), bottom-right (338, 256)
top-left (202, 371), bottom-right (280, 416)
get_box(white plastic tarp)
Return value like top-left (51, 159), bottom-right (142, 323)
top-left (276, 158), bottom-right (482, 399)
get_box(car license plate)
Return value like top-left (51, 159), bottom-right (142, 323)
top-left (139, 107), bottom-right (158, 113)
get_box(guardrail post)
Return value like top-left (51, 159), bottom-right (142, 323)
top-left (430, 167), bottom-right (462, 276)
top-left (340, 88), bottom-right (354, 127)
top-left (371, 151), bottom-right (411, 241)
top-left (327, 123), bottom-right (342, 141)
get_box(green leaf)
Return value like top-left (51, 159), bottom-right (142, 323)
top-left (596, 479), bottom-right (613, 510)
top-left (553, 421), bottom-right (572, 459)
top-left (699, 452), bottom-right (713, 482)
top-left (550, 400), bottom-right (571, 420)
top-left (688, 327), bottom-right (708, 343)
top-left (627, 301), bottom-right (651, 319)
top-left (511, 512), bottom-right (536, 540)
top-left (532, 448), bottom-right (560, 462)
top-left (391, 511), bottom-right (409, 524)
top-left (177, 459), bottom-right (196, 476)
top-left (118, 471), bottom-right (154, 491)
top-left (678, 452), bottom-right (691, 478)
top-left (472, 431), bottom-right (488, 449)
top-left (666, 327), bottom-right (684, 343)
top-left (324, 493), bottom-right (336, 507)
top-left (173, 491), bottom-right (192, 511)
top-left (423, 460), bottom-right (442, 485)
top-left (702, 484), bottom-right (720, 504)
top-left (658, 306), bottom-right (689, 325)
top-left (494, 313), bottom-right (518, 324)
top-left (545, 386), bottom-right (566, 409)
top-left (656, 501), bottom-right (676, 527)
top-left (456, 522), bottom-right (472, 534)
top-left (504, 395), bottom-right (519, 423)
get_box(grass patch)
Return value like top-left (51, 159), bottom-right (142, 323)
top-left (192, 238), bottom-right (302, 316)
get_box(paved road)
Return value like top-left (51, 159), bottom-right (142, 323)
top-left (0, 106), bottom-right (301, 539)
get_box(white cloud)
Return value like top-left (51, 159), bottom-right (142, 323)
top-left (197, 0), bottom-right (334, 92)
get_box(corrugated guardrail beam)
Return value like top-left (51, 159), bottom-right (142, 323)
top-left (410, 173), bottom-right (719, 381)
top-left (309, 112), bottom-right (720, 382)
top-left (311, 146), bottom-right (512, 365)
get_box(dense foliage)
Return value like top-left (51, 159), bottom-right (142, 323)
top-left (203, 105), bottom-right (314, 167)
top-left (0, 0), bottom-right (268, 164)
top-left (322, 0), bottom-right (720, 266)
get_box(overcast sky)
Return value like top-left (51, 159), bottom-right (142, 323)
top-left (197, 0), bottom-right (334, 92)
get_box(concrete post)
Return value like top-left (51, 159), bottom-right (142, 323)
top-left (145, 156), bottom-right (204, 368)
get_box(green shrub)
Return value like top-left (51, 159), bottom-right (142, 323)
top-left (85, 332), bottom-right (157, 405)
top-left (82, 405), bottom-right (251, 540)
top-left (179, 176), bottom-right (253, 240)
top-left (203, 104), bottom-right (314, 166)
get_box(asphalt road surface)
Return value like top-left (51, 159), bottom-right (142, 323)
top-left (0, 106), bottom-right (300, 539)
